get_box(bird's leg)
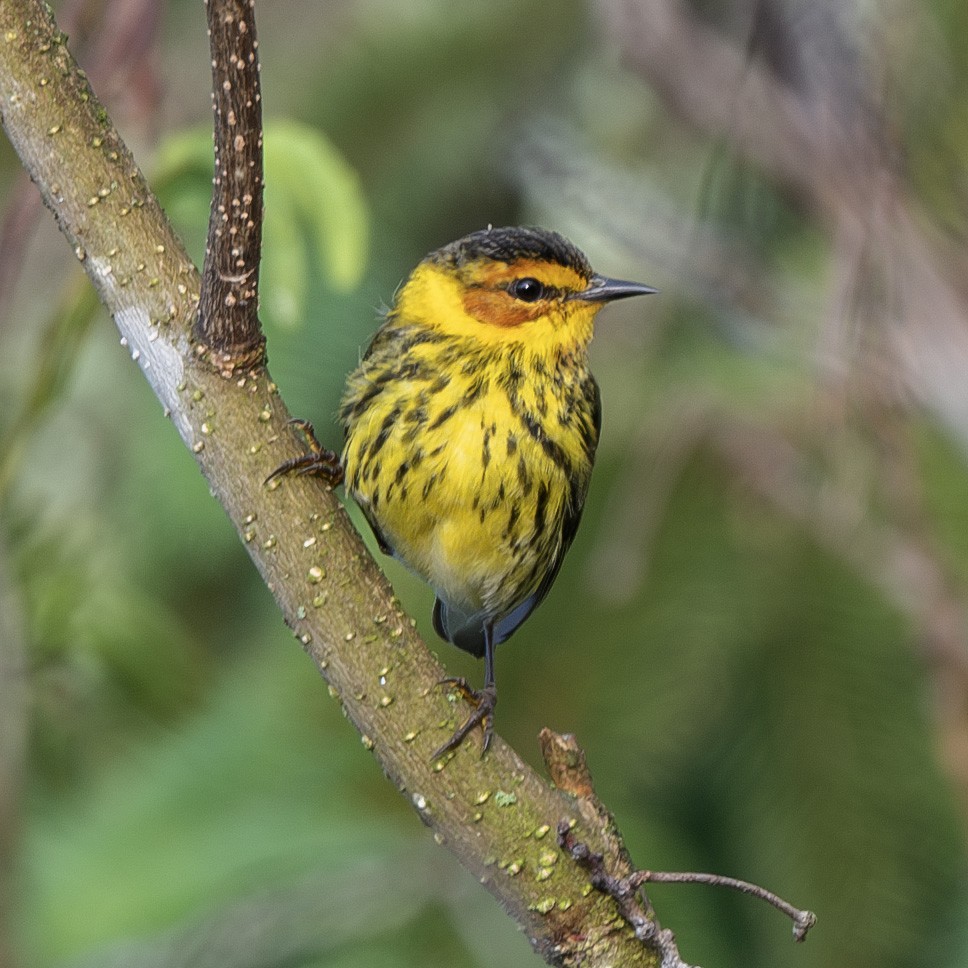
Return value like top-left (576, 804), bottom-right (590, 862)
top-left (432, 622), bottom-right (498, 759)
top-left (265, 418), bottom-right (344, 487)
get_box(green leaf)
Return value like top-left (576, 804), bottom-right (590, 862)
top-left (153, 119), bottom-right (369, 331)
top-left (263, 119), bottom-right (369, 298)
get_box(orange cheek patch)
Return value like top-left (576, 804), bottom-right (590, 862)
top-left (462, 288), bottom-right (542, 328)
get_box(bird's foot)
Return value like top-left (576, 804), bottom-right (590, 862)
top-left (432, 678), bottom-right (497, 759)
top-left (265, 418), bottom-right (344, 487)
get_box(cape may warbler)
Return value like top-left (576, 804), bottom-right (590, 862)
top-left (269, 226), bottom-right (654, 756)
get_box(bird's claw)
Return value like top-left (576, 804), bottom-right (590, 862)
top-left (265, 418), bottom-right (344, 486)
top-left (432, 678), bottom-right (497, 759)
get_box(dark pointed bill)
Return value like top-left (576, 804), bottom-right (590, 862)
top-left (572, 275), bottom-right (657, 303)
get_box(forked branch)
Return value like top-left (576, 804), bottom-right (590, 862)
top-left (542, 729), bottom-right (815, 966)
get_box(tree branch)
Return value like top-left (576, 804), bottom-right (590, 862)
top-left (0, 2), bottom-right (676, 964)
top-left (543, 730), bottom-right (815, 962)
top-left (196, 0), bottom-right (266, 372)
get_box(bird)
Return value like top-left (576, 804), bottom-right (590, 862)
top-left (267, 225), bottom-right (655, 758)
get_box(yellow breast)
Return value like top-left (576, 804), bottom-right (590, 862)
top-left (341, 332), bottom-right (598, 618)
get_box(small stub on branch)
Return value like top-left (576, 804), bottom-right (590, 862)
top-left (194, 337), bottom-right (266, 379)
top-left (538, 727), bottom-right (595, 797)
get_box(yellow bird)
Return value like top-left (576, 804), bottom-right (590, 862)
top-left (269, 226), bottom-right (655, 757)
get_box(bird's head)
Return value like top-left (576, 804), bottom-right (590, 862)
top-left (392, 226), bottom-right (655, 351)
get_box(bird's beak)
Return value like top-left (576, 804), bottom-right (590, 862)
top-left (571, 275), bottom-right (658, 303)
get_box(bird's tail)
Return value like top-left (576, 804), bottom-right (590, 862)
top-left (432, 592), bottom-right (540, 657)
top-left (432, 597), bottom-right (487, 658)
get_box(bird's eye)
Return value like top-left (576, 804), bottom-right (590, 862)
top-left (508, 278), bottom-right (545, 302)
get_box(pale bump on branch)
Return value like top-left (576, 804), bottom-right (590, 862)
top-left (195, 0), bottom-right (266, 375)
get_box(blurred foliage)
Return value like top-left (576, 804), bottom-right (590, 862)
top-left (3, 0), bottom-right (968, 967)
top-left (156, 119), bottom-right (369, 330)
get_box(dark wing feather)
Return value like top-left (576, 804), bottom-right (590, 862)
top-left (491, 376), bottom-right (601, 646)
top-left (359, 506), bottom-right (394, 557)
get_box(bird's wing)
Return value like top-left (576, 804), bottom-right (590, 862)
top-left (491, 375), bottom-right (601, 645)
top-left (435, 376), bottom-right (601, 654)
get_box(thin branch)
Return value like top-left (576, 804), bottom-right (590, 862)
top-left (541, 729), bottom-right (694, 967)
top-left (628, 871), bottom-right (817, 943)
top-left (557, 827), bottom-right (816, 951)
top-left (196, 0), bottom-right (266, 372)
top-left (543, 729), bottom-right (815, 966)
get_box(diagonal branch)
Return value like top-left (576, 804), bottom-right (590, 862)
top-left (0, 2), bottom-right (684, 964)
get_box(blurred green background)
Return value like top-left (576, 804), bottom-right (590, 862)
top-left (3, 0), bottom-right (968, 966)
